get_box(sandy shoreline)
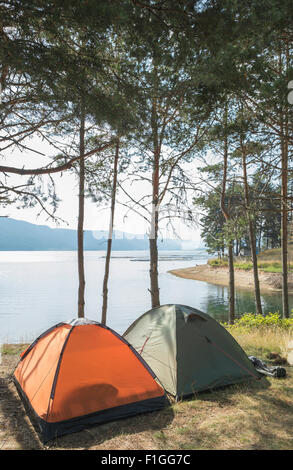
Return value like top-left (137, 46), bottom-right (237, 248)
top-left (169, 264), bottom-right (293, 294)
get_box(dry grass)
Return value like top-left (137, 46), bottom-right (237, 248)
top-left (257, 247), bottom-right (283, 261)
top-left (0, 330), bottom-right (292, 451)
top-left (230, 327), bottom-right (292, 358)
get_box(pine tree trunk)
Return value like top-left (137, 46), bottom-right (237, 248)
top-left (77, 112), bottom-right (85, 318)
top-left (235, 238), bottom-right (239, 256)
top-left (281, 134), bottom-right (289, 318)
top-left (148, 84), bottom-right (160, 309)
top-left (280, 43), bottom-right (289, 319)
top-left (228, 242), bottom-right (235, 322)
top-left (101, 139), bottom-right (119, 325)
top-left (220, 102), bottom-right (235, 324)
top-left (249, 221), bottom-right (262, 314)
top-left (241, 141), bottom-right (263, 315)
top-left (149, 209), bottom-right (160, 308)
top-left (149, 150), bottom-right (160, 308)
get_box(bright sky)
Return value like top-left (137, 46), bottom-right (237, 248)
top-left (1, 136), bottom-right (203, 245)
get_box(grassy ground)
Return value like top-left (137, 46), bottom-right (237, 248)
top-left (208, 245), bottom-right (293, 273)
top-left (0, 327), bottom-right (292, 451)
top-left (208, 258), bottom-right (293, 273)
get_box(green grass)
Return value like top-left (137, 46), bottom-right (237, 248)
top-left (208, 252), bottom-right (293, 273)
top-left (208, 258), bottom-right (228, 267)
top-left (234, 262), bottom-right (253, 270)
top-left (1, 344), bottom-right (28, 356)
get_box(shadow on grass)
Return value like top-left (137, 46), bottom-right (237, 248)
top-left (174, 375), bottom-right (293, 450)
top-left (247, 393), bottom-right (293, 450)
top-left (52, 405), bottom-right (175, 450)
top-left (181, 376), bottom-right (272, 407)
top-left (0, 377), bottom-right (174, 450)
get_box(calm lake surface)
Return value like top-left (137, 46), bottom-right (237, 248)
top-left (0, 250), bottom-right (291, 343)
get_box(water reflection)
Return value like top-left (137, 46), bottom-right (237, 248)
top-left (202, 283), bottom-right (284, 322)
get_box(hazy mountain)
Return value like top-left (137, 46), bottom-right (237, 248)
top-left (0, 218), bottom-right (195, 251)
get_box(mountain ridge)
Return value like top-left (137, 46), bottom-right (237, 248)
top-left (0, 217), bottom-right (196, 251)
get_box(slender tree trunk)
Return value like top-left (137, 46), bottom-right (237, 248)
top-left (280, 45), bottom-right (289, 318)
top-left (77, 111), bottom-right (85, 318)
top-left (149, 146), bottom-right (160, 308)
top-left (281, 121), bottom-right (289, 318)
top-left (148, 74), bottom-right (160, 308)
top-left (241, 141), bottom-right (263, 315)
top-left (220, 103), bottom-right (235, 324)
top-left (101, 139), bottom-right (119, 325)
top-left (235, 238), bottom-right (239, 256)
top-left (228, 242), bottom-right (235, 319)
top-left (149, 210), bottom-right (160, 308)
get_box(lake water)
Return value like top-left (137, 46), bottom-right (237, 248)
top-left (0, 250), bottom-right (290, 343)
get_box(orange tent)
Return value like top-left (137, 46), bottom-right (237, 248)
top-left (13, 318), bottom-right (168, 442)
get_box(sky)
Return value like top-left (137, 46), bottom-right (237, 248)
top-left (2, 136), bottom-right (203, 246)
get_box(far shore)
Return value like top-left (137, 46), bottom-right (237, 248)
top-left (169, 263), bottom-right (293, 294)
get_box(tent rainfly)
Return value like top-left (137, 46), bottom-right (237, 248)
top-left (13, 318), bottom-right (168, 442)
top-left (123, 304), bottom-right (261, 399)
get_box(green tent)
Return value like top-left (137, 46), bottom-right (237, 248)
top-left (123, 304), bottom-right (260, 399)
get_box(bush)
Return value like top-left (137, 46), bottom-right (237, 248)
top-left (222, 312), bottom-right (293, 330)
top-left (208, 258), bottom-right (228, 267)
top-left (207, 257), bottom-right (293, 272)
